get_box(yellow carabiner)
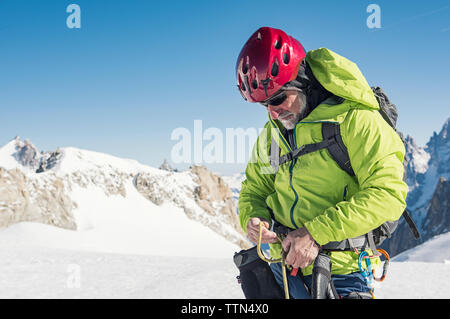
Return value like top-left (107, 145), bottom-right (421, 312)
top-left (256, 222), bottom-right (290, 299)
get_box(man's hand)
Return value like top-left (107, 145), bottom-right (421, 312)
top-left (246, 217), bottom-right (278, 244)
top-left (281, 227), bottom-right (319, 269)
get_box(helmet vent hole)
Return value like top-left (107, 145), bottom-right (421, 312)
top-left (283, 53), bottom-right (290, 65)
top-left (243, 63), bottom-right (249, 74)
top-left (274, 39), bottom-right (282, 50)
top-left (241, 82), bottom-right (246, 92)
top-left (251, 79), bottom-right (258, 89)
top-left (271, 62), bottom-right (279, 77)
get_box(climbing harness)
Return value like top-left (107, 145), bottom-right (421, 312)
top-left (256, 222), bottom-right (393, 299)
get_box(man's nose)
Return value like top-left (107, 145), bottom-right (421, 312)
top-left (268, 106), bottom-right (283, 119)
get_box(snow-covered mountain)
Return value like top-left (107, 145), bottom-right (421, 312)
top-left (0, 137), bottom-right (251, 259)
top-left (382, 119), bottom-right (450, 256)
top-left (405, 119), bottom-right (449, 211)
top-left (404, 135), bottom-right (431, 194)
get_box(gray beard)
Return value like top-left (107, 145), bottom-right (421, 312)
top-left (278, 112), bottom-right (301, 130)
top-left (278, 93), bottom-right (307, 129)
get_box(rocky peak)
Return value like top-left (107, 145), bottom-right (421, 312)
top-left (422, 177), bottom-right (450, 237)
top-left (13, 138), bottom-right (41, 169)
top-left (429, 118), bottom-right (449, 146)
top-left (425, 118), bottom-right (449, 177)
top-left (9, 137), bottom-right (63, 173)
top-left (404, 136), bottom-right (429, 172)
top-left (159, 159), bottom-right (176, 172)
top-left (190, 165), bottom-right (232, 202)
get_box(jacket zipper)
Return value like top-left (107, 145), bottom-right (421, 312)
top-left (287, 129), bottom-right (300, 229)
top-left (268, 117), bottom-right (300, 229)
top-left (269, 118), bottom-right (343, 229)
top-left (289, 159), bottom-right (300, 229)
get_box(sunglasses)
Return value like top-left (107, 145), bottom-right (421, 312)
top-left (260, 90), bottom-right (287, 107)
top-left (259, 87), bottom-right (305, 108)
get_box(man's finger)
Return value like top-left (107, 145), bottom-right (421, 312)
top-left (250, 229), bottom-right (276, 244)
top-left (281, 238), bottom-right (291, 253)
top-left (247, 220), bottom-right (260, 233)
top-left (285, 248), bottom-right (297, 266)
top-left (264, 235), bottom-right (278, 244)
top-left (261, 220), bottom-right (270, 229)
top-left (250, 218), bottom-right (260, 227)
top-left (247, 229), bottom-right (258, 241)
top-left (247, 228), bottom-right (263, 242)
top-left (259, 228), bottom-right (277, 243)
top-left (261, 227), bottom-right (276, 237)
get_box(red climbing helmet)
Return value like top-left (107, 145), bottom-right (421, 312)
top-left (236, 27), bottom-right (306, 103)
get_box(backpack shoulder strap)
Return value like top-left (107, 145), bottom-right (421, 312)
top-left (321, 122), bottom-right (355, 177)
top-left (402, 209), bottom-right (421, 240)
top-left (269, 122), bottom-right (356, 176)
top-left (269, 134), bottom-right (334, 172)
top-left (269, 136), bottom-right (281, 173)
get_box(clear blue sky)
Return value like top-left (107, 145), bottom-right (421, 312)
top-left (0, 0), bottom-right (449, 174)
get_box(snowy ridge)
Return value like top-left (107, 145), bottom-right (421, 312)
top-left (0, 137), bottom-right (249, 259)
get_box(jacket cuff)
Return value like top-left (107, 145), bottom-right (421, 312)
top-left (303, 216), bottom-right (334, 246)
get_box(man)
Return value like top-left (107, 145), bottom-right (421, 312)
top-left (236, 27), bottom-right (407, 298)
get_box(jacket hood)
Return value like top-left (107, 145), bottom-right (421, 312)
top-left (305, 48), bottom-right (379, 111)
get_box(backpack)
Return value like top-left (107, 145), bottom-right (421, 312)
top-left (269, 87), bottom-right (420, 252)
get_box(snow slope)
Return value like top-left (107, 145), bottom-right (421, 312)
top-left (0, 244), bottom-right (243, 299)
top-left (373, 261), bottom-right (450, 299)
top-left (393, 232), bottom-right (450, 263)
top-left (372, 233), bottom-right (450, 299)
top-left (0, 182), bottom-right (240, 259)
top-left (0, 230), bottom-right (449, 298)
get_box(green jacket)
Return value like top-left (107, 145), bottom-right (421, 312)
top-left (238, 48), bottom-right (408, 276)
